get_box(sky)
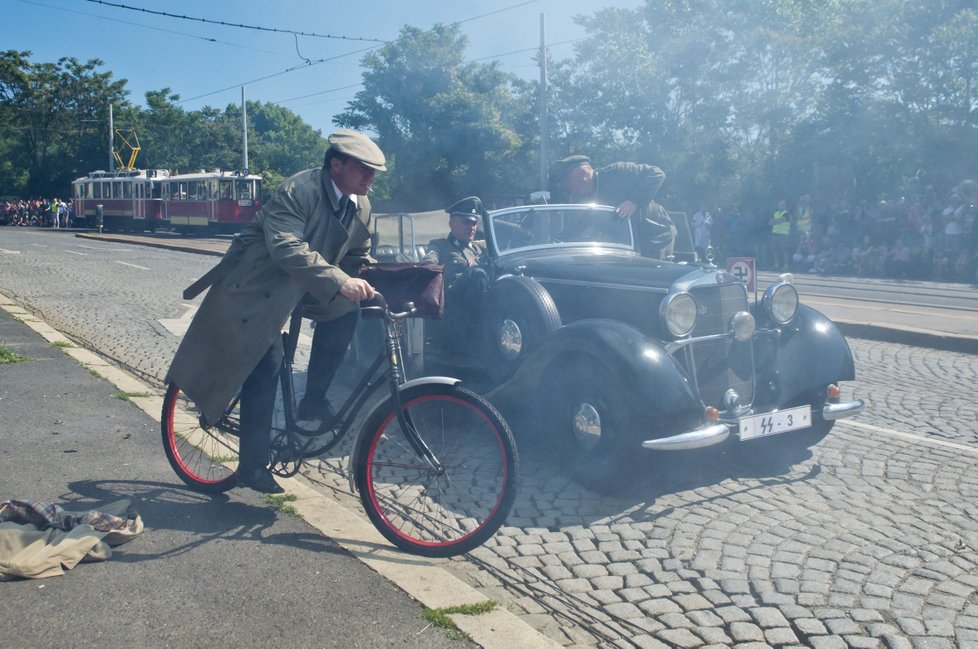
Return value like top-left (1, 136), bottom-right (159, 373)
top-left (9, 0), bottom-right (645, 137)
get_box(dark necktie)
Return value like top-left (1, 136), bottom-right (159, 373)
top-left (337, 196), bottom-right (352, 228)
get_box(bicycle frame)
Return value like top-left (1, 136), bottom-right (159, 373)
top-left (276, 295), bottom-right (455, 487)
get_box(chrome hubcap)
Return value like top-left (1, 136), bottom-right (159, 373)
top-left (572, 402), bottom-right (601, 449)
top-left (498, 318), bottom-right (523, 360)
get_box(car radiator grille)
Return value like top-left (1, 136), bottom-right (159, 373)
top-left (686, 283), bottom-right (754, 408)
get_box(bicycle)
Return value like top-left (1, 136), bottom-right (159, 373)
top-left (161, 292), bottom-right (519, 558)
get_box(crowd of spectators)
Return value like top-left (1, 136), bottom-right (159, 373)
top-left (1, 198), bottom-right (73, 228)
top-left (707, 181), bottom-right (978, 285)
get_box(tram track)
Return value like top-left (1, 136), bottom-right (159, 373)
top-left (757, 271), bottom-right (978, 314)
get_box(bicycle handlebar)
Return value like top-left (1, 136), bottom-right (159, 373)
top-left (360, 291), bottom-right (417, 320)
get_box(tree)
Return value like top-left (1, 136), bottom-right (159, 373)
top-left (234, 100), bottom-right (327, 191)
top-left (335, 24), bottom-right (533, 210)
top-left (0, 50), bottom-right (128, 197)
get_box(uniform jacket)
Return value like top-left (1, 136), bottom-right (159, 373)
top-left (423, 236), bottom-right (486, 288)
top-left (166, 167), bottom-right (373, 423)
top-left (592, 162), bottom-right (676, 258)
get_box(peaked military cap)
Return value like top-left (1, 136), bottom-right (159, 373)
top-left (554, 155), bottom-right (591, 179)
top-left (327, 129), bottom-right (387, 171)
top-left (447, 196), bottom-right (483, 222)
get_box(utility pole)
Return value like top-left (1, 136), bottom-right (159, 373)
top-left (538, 13), bottom-right (549, 192)
top-left (108, 103), bottom-right (115, 172)
top-left (241, 86), bottom-right (249, 174)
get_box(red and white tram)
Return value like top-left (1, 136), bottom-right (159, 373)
top-left (70, 168), bottom-right (264, 234)
top-left (161, 170), bottom-right (263, 235)
top-left (71, 168), bottom-right (170, 231)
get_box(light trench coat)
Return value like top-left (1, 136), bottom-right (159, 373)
top-left (166, 167), bottom-right (373, 423)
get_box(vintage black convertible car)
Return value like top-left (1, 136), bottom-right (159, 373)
top-left (364, 204), bottom-right (864, 492)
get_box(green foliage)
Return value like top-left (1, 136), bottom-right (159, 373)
top-left (421, 601), bottom-right (497, 641)
top-left (335, 24), bottom-right (533, 209)
top-left (0, 49), bottom-right (128, 197)
top-left (261, 492), bottom-right (298, 516)
top-left (0, 345), bottom-right (30, 364)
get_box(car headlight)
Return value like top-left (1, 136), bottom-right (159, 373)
top-left (763, 281), bottom-right (798, 325)
top-left (730, 311), bottom-right (756, 342)
top-left (660, 292), bottom-right (697, 337)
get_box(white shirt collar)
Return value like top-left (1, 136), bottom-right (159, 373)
top-left (330, 179), bottom-right (358, 207)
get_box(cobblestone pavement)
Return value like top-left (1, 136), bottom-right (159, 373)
top-left (2, 230), bottom-right (977, 648)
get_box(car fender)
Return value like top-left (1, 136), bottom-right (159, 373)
top-left (757, 303), bottom-right (856, 407)
top-left (488, 318), bottom-right (701, 423)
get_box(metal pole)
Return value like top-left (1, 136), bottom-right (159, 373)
top-left (538, 13), bottom-right (549, 191)
top-left (241, 86), bottom-right (249, 173)
top-left (108, 103), bottom-right (115, 172)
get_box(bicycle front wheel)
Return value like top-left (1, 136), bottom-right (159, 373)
top-left (161, 382), bottom-right (240, 493)
top-left (354, 383), bottom-right (519, 558)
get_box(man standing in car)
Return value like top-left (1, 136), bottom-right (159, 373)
top-left (167, 129), bottom-right (385, 494)
top-left (553, 155), bottom-right (677, 259)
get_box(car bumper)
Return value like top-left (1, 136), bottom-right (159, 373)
top-left (641, 398), bottom-right (865, 451)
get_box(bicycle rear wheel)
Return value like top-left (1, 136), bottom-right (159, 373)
top-left (161, 382), bottom-right (240, 493)
top-left (354, 383), bottom-right (519, 558)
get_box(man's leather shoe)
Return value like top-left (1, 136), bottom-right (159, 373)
top-left (238, 466), bottom-right (284, 494)
top-left (296, 396), bottom-right (337, 424)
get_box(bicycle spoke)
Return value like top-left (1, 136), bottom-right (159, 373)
top-left (162, 383), bottom-right (240, 491)
top-left (356, 385), bottom-right (518, 557)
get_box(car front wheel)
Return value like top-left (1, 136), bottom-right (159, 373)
top-left (483, 276), bottom-right (561, 383)
top-left (552, 360), bottom-right (636, 494)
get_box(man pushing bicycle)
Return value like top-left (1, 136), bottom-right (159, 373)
top-left (166, 129), bottom-right (385, 494)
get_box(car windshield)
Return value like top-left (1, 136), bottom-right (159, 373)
top-left (489, 205), bottom-right (634, 254)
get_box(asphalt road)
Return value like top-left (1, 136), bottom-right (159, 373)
top-left (2, 227), bottom-right (978, 649)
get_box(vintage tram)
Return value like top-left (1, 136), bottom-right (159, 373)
top-left (71, 168), bottom-right (170, 232)
top-left (161, 169), bottom-right (263, 235)
top-left (70, 168), bottom-right (263, 235)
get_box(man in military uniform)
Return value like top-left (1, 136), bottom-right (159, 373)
top-left (553, 155), bottom-right (677, 259)
top-left (423, 197), bottom-right (489, 337)
top-left (167, 129), bottom-right (385, 493)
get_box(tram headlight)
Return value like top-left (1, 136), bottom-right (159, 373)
top-left (763, 281), bottom-right (799, 325)
top-left (660, 292), bottom-right (697, 337)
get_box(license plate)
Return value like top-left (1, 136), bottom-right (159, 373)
top-left (738, 405), bottom-right (811, 441)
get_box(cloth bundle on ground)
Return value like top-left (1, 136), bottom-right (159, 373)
top-left (0, 498), bottom-right (143, 580)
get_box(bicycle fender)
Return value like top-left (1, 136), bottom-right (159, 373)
top-left (399, 376), bottom-right (461, 390)
top-left (347, 377), bottom-right (463, 491)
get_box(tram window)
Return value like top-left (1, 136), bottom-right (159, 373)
top-left (86, 183), bottom-right (93, 199)
top-left (112, 181), bottom-right (122, 199)
top-left (220, 180), bottom-right (233, 200)
top-left (207, 179), bottom-right (218, 200)
top-left (123, 182), bottom-right (133, 199)
top-left (93, 183), bottom-right (102, 199)
top-left (150, 182), bottom-right (162, 199)
top-left (236, 180), bottom-right (252, 200)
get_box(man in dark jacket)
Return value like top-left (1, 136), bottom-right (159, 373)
top-left (553, 155), bottom-right (677, 259)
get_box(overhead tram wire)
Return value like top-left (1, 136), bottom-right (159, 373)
top-left (15, 0), bottom-right (295, 58)
top-left (178, 46), bottom-right (379, 105)
top-left (83, 0), bottom-right (388, 43)
top-left (100, 0), bottom-right (546, 109)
